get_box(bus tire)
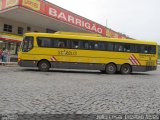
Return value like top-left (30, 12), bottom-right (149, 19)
top-left (120, 64), bottom-right (132, 74)
top-left (38, 60), bottom-right (50, 72)
top-left (105, 63), bottom-right (117, 74)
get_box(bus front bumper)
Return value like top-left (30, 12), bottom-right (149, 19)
top-left (18, 60), bottom-right (37, 67)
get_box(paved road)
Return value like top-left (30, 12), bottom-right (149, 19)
top-left (0, 66), bottom-right (160, 115)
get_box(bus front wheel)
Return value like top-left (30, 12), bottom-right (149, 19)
top-left (105, 63), bottom-right (117, 74)
top-left (38, 61), bottom-right (50, 72)
top-left (120, 64), bottom-right (132, 74)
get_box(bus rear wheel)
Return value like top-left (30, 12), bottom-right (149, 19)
top-left (38, 61), bottom-right (50, 72)
top-left (120, 64), bottom-right (132, 74)
top-left (105, 63), bottom-right (117, 74)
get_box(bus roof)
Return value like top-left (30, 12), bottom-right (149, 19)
top-left (54, 31), bottom-right (102, 37)
top-left (24, 32), bottom-right (157, 45)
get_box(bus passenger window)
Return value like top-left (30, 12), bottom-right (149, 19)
top-left (134, 44), bottom-right (141, 53)
top-left (99, 42), bottom-right (105, 50)
top-left (89, 42), bottom-right (94, 49)
top-left (57, 39), bottom-right (68, 48)
top-left (124, 44), bottom-right (133, 52)
top-left (94, 43), bottom-right (99, 49)
top-left (114, 43), bottom-right (123, 52)
top-left (72, 41), bottom-right (79, 49)
top-left (144, 46), bottom-right (148, 53)
top-left (107, 43), bottom-right (114, 51)
top-left (58, 42), bottom-right (65, 48)
top-left (148, 45), bottom-right (156, 54)
top-left (141, 45), bottom-right (148, 53)
top-left (37, 39), bottom-right (42, 47)
top-left (83, 41), bottom-right (89, 49)
top-left (37, 37), bottom-right (51, 48)
top-left (118, 45), bottom-right (123, 51)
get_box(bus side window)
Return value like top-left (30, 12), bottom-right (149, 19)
top-left (82, 41), bottom-right (89, 49)
top-left (88, 41), bottom-right (95, 49)
top-left (58, 42), bottom-right (65, 48)
top-left (44, 38), bottom-right (51, 47)
top-left (37, 37), bottom-right (51, 48)
top-left (144, 46), bottom-right (148, 53)
top-left (99, 42), bottom-right (105, 50)
top-left (124, 44), bottom-right (133, 52)
top-left (72, 41), bottom-right (80, 49)
top-left (94, 43), bottom-right (99, 50)
top-left (140, 45), bottom-right (148, 53)
top-left (148, 45), bottom-right (156, 54)
top-left (107, 42), bottom-right (114, 51)
top-left (57, 39), bottom-right (67, 48)
top-left (134, 44), bottom-right (141, 53)
top-left (114, 43), bottom-right (123, 52)
top-left (130, 44), bottom-right (135, 52)
top-left (37, 38), bottom-right (42, 47)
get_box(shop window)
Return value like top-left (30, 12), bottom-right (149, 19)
top-left (18, 27), bottom-right (24, 35)
top-left (3, 24), bottom-right (12, 32)
top-left (27, 26), bottom-right (31, 31)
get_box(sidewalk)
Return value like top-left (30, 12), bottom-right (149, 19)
top-left (10, 55), bottom-right (18, 62)
top-left (0, 55), bottom-right (18, 66)
top-left (0, 62), bottom-right (18, 66)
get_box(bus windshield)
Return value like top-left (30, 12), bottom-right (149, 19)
top-left (22, 36), bottom-right (34, 52)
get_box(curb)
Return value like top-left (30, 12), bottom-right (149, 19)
top-left (0, 62), bottom-right (18, 67)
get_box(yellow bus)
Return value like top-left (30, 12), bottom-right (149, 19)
top-left (18, 32), bottom-right (158, 74)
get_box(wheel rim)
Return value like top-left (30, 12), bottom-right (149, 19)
top-left (106, 64), bottom-right (116, 74)
top-left (38, 61), bottom-right (50, 72)
top-left (121, 64), bottom-right (131, 74)
top-left (108, 66), bottom-right (114, 72)
top-left (123, 67), bottom-right (129, 73)
top-left (41, 63), bottom-right (47, 69)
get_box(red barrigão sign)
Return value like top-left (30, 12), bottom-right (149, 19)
top-left (45, 3), bottom-right (106, 36)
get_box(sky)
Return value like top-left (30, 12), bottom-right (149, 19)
top-left (47, 0), bottom-right (160, 44)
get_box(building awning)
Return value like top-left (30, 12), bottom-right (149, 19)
top-left (0, 32), bottom-right (23, 43)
